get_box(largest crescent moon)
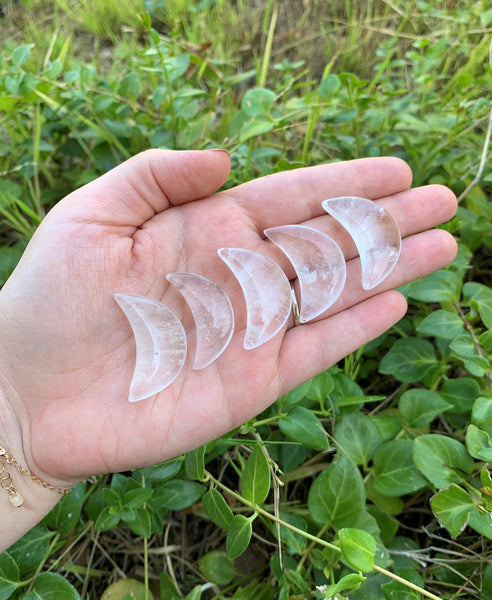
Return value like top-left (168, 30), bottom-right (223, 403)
top-left (322, 196), bottom-right (401, 290)
top-left (114, 293), bottom-right (187, 402)
top-left (218, 247), bottom-right (292, 350)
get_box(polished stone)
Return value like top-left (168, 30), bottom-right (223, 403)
top-left (322, 196), bottom-right (401, 290)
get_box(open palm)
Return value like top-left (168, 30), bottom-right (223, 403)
top-left (0, 149), bottom-right (457, 486)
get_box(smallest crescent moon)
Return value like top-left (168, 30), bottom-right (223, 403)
top-left (114, 293), bottom-right (187, 402)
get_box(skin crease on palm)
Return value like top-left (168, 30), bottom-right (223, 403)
top-left (0, 149), bottom-right (458, 497)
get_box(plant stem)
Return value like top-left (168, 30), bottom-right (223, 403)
top-left (457, 104), bottom-right (492, 203)
top-left (206, 472), bottom-right (443, 600)
top-left (144, 536), bottom-right (149, 600)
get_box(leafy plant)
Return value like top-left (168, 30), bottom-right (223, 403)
top-left (0, 0), bottom-right (491, 598)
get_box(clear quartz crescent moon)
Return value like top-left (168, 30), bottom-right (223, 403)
top-left (166, 272), bottom-right (235, 369)
top-left (264, 224), bottom-right (347, 322)
top-left (114, 293), bottom-right (187, 402)
top-left (218, 247), bottom-right (292, 350)
top-left (322, 196), bottom-right (401, 290)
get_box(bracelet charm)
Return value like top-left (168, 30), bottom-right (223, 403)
top-left (0, 443), bottom-right (71, 507)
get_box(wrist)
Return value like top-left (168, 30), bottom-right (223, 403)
top-left (0, 376), bottom-right (72, 552)
top-left (0, 442), bottom-right (72, 507)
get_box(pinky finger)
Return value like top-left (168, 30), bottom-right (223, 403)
top-left (277, 290), bottom-right (408, 395)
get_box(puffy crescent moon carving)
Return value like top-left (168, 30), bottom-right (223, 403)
top-left (114, 293), bottom-right (187, 402)
top-left (218, 247), bottom-right (292, 350)
top-left (264, 224), bottom-right (347, 322)
top-left (166, 272), bottom-right (234, 369)
top-left (322, 196), bottom-right (401, 290)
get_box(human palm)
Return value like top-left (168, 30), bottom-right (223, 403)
top-left (0, 149), bottom-right (457, 486)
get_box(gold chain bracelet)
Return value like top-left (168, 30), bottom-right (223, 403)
top-left (0, 443), bottom-right (71, 507)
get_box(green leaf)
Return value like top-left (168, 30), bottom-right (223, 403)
top-left (430, 484), bottom-right (475, 537)
top-left (307, 370), bottom-right (334, 402)
top-left (308, 455), bottom-right (365, 527)
top-left (24, 572), bottom-right (80, 599)
top-left (241, 445), bottom-right (271, 505)
top-left (159, 573), bottom-right (180, 600)
top-left (136, 458), bottom-right (182, 481)
top-left (0, 552), bottom-right (19, 600)
top-left (0, 96), bottom-right (18, 111)
top-left (316, 573), bottom-right (365, 598)
top-left (285, 569), bottom-right (312, 593)
top-left (339, 528), bottom-right (377, 572)
top-left (127, 507), bottom-right (152, 538)
top-left (379, 338), bottom-right (437, 383)
top-left (241, 88), bottom-right (276, 116)
top-left (102, 487), bottom-right (122, 507)
top-left (153, 480), bottom-right (205, 510)
top-left (184, 585), bottom-right (202, 600)
top-left (101, 578), bottom-right (153, 600)
top-left (416, 309), bottom-right (464, 339)
top-left (8, 525), bottom-right (53, 575)
top-left (239, 119), bottom-right (274, 143)
top-left (0, 245), bottom-right (23, 286)
top-left (318, 74), bottom-right (341, 99)
top-left (185, 446), bottom-right (206, 481)
top-left (381, 579), bottom-right (422, 600)
top-left (282, 379), bottom-right (312, 405)
top-left (472, 397), bottom-right (492, 435)
top-left (279, 406), bottom-right (329, 450)
top-left (483, 563), bottom-right (492, 600)
top-left (43, 482), bottom-right (85, 537)
top-left (413, 434), bottom-right (474, 488)
top-left (399, 388), bottom-right (451, 427)
top-left (370, 415), bottom-right (403, 442)
top-left (117, 72), bottom-right (140, 102)
top-left (481, 465), bottom-right (492, 489)
top-left (466, 424), bottom-right (492, 460)
top-left (95, 506), bottom-right (120, 530)
top-left (276, 511), bottom-right (308, 554)
top-left (333, 412), bottom-right (382, 465)
top-left (124, 487), bottom-right (153, 509)
top-left (468, 507), bottom-right (492, 540)
top-left (373, 440), bottom-right (427, 496)
top-left (405, 270), bottom-right (462, 303)
top-left (463, 282), bottom-right (492, 329)
top-left (11, 44), bottom-right (35, 67)
top-left (202, 488), bottom-right (234, 530)
top-left (450, 332), bottom-right (483, 358)
top-left (450, 333), bottom-right (490, 376)
top-left (440, 377), bottom-right (480, 414)
top-left (226, 515), bottom-right (253, 559)
top-left (199, 551), bottom-right (237, 586)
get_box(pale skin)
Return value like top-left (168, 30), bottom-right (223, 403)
top-left (0, 149), bottom-right (457, 551)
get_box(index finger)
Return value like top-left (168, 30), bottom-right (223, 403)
top-left (228, 157), bottom-right (413, 233)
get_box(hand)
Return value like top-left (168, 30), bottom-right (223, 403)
top-left (0, 149), bottom-right (457, 486)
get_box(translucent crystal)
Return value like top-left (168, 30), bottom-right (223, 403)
top-left (218, 247), bottom-right (291, 350)
top-left (264, 225), bottom-right (346, 322)
top-left (167, 273), bottom-right (234, 369)
top-left (114, 293), bottom-right (187, 402)
top-left (322, 196), bottom-right (401, 290)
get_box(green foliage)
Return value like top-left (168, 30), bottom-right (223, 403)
top-left (1, 0), bottom-right (492, 598)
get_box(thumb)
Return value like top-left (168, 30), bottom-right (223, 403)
top-left (54, 148), bottom-right (231, 227)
